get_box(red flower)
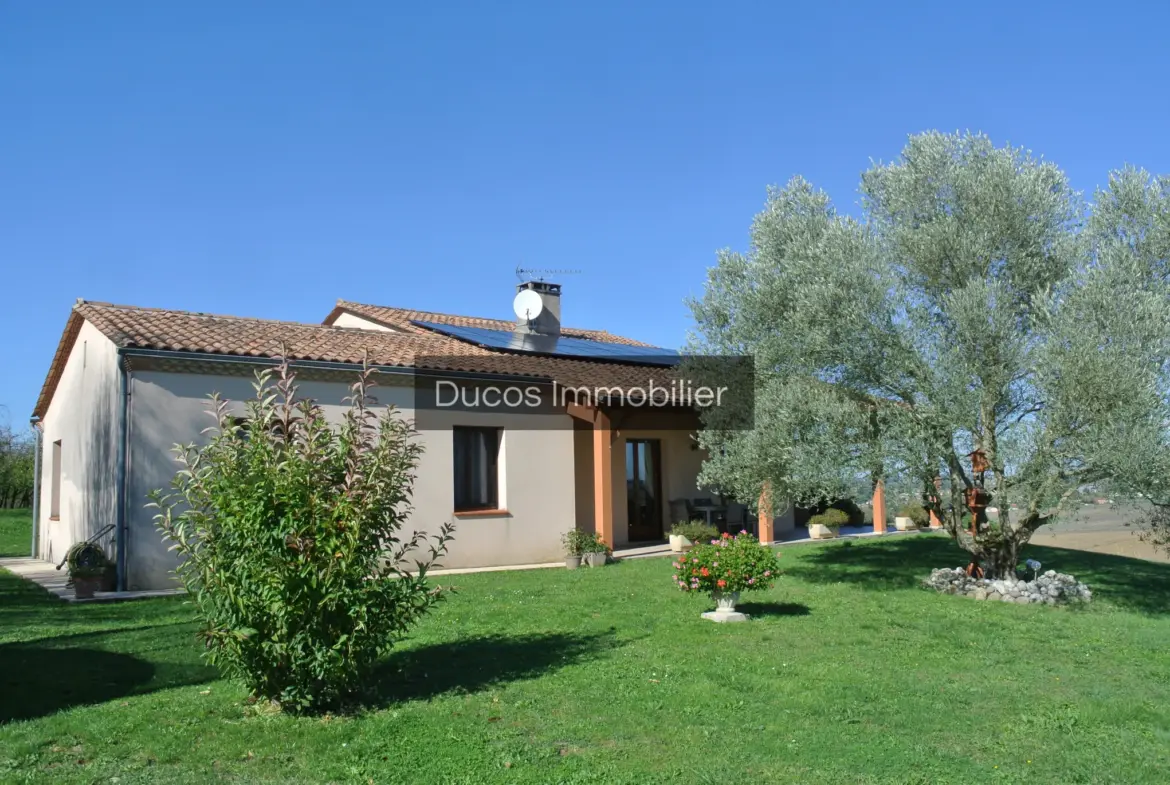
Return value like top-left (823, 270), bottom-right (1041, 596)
top-left (717, 579), bottom-right (727, 588)
top-left (700, 567), bottom-right (710, 577)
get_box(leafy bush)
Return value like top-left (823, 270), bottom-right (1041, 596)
top-left (150, 361), bottom-right (455, 713)
top-left (581, 531), bottom-right (610, 554)
top-left (65, 542), bottom-right (111, 579)
top-left (809, 508), bottom-right (849, 529)
top-left (897, 502), bottom-right (930, 527)
top-left (672, 531), bottom-right (780, 594)
top-left (562, 528), bottom-right (596, 556)
top-left (669, 520), bottom-right (719, 543)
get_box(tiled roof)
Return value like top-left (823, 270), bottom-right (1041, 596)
top-left (33, 300), bottom-right (674, 419)
top-left (324, 300), bottom-right (653, 347)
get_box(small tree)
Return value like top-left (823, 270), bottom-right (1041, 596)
top-left (690, 132), bottom-right (1170, 578)
top-left (150, 361), bottom-right (454, 712)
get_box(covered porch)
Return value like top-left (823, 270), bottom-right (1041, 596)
top-left (567, 403), bottom-right (798, 548)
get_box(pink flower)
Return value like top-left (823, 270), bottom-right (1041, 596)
top-left (717, 579), bottom-right (727, 588)
top-left (748, 577), bottom-right (756, 585)
top-left (764, 570), bottom-right (772, 577)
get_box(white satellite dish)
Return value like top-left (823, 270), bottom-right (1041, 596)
top-left (513, 289), bottom-right (544, 321)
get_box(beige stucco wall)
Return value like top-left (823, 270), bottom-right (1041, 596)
top-left (330, 312), bottom-right (396, 331)
top-left (123, 367), bottom-right (577, 589)
top-left (36, 321), bottom-right (121, 565)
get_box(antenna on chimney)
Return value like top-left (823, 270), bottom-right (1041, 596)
top-left (515, 265), bottom-right (581, 282)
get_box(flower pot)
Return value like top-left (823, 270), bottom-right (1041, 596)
top-left (669, 534), bottom-right (693, 553)
top-left (701, 590), bottom-right (747, 623)
top-left (585, 552), bottom-right (608, 567)
top-left (72, 575), bottom-right (102, 600)
top-left (808, 523), bottom-right (838, 540)
top-left (894, 516), bottom-right (918, 531)
top-left (565, 555), bottom-right (582, 570)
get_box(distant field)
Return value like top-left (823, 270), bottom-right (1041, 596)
top-left (0, 509), bottom-right (30, 558)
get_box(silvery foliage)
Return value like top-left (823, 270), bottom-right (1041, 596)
top-left (688, 132), bottom-right (1170, 574)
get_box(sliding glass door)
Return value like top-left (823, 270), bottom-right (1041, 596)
top-left (626, 439), bottom-right (663, 542)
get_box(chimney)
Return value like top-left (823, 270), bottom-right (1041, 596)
top-left (514, 280), bottom-right (562, 337)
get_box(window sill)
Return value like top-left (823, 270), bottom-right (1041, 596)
top-left (48, 516), bottom-right (60, 522)
top-left (453, 509), bottom-right (511, 518)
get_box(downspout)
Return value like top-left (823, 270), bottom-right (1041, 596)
top-left (114, 351), bottom-right (130, 592)
top-left (29, 417), bottom-right (42, 558)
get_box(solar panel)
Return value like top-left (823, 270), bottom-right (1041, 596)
top-left (411, 321), bottom-right (681, 366)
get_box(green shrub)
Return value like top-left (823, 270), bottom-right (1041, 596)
top-left (562, 529), bottom-right (596, 556)
top-left (809, 508), bottom-right (849, 529)
top-left (673, 531), bottom-right (780, 594)
top-left (669, 520), bottom-right (719, 543)
top-left (897, 502), bottom-right (929, 527)
top-left (581, 531), bottom-right (610, 554)
top-left (65, 542), bottom-right (111, 579)
top-left (150, 361), bottom-right (454, 713)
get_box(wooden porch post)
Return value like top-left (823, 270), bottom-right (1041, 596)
top-left (872, 477), bottom-right (887, 534)
top-left (929, 475), bottom-right (943, 528)
top-left (592, 408), bottom-right (614, 547)
top-left (758, 481), bottom-right (774, 544)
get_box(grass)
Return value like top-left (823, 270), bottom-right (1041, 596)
top-left (2, 525), bottom-right (1170, 784)
top-left (0, 508), bottom-right (31, 557)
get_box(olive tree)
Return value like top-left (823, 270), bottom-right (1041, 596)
top-left (690, 132), bottom-right (1170, 578)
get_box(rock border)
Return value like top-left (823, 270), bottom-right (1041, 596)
top-left (925, 567), bottom-right (1092, 605)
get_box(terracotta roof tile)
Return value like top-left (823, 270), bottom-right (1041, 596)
top-left (33, 300), bottom-right (677, 419)
top-left (324, 300), bottom-right (654, 347)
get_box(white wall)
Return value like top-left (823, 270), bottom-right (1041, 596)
top-left (123, 368), bottom-right (577, 589)
top-left (36, 321), bottom-right (121, 565)
top-left (330, 312), bottom-right (395, 331)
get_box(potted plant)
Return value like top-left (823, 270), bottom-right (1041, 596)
top-left (65, 542), bottom-right (112, 599)
top-left (807, 508), bottom-right (848, 539)
top-left (669, 520), bottom-right (718, 552)
top-left (672, 531), bottom-right (781, 622)
top-left (561, 529), bottom-right (593, 569)
top-left (583, 532), bottom-right (610, 567)
top-left (895, 501), bottom-right (928, 531)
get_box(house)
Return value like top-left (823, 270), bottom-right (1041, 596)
top-left (29, 281), bottom-right (795, 591)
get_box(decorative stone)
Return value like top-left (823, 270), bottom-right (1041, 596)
top-left (973, 588), bottom-right (987, 601)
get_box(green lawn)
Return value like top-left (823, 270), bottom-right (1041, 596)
top-left (2, 527), bottom-right (1170, 784)
top-left (0, 509), bottom-right (31, 558)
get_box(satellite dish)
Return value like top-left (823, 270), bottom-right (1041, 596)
top-left (513, 289), bottom-right (544, 321)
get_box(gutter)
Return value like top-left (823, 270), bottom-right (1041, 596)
top-left (29, 417), bottom-right (42, 558)
top-left (115, 350), bottom-right (130, 591)
top-left (117, 347), bottom-right (560, 386)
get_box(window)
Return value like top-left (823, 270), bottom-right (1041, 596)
top-left (50, 440), bottom-right (62, 519)
top-left (453, 427), bottom-right (502, 512)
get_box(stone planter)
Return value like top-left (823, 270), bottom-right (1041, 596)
top-left (669, 534), bottom-right (694, 553)
top-left (808, 523), bottom-right (838, 540)
top-left (894, 516), bottom-right (918, 531)
top-left (565, 555), bottom-right (582, 570)
top-left (72, 575), bottom-right (102, 600)
top-left (585, 552), bottom-right (608, 567)
top-left (701, 590), bottom-right (748, 623)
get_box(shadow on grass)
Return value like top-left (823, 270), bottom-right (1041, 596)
top-left (0, 637), bottom-right (215, 723)
top-left (785, 535), bottom-right (1170, 615)
top-left (369, 631), bottom-right (623, 705)
top-left (737, 601), bottom-right (811, 618)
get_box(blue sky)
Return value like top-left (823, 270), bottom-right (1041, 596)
top-left (3, 1), bottom-right (1169, 423)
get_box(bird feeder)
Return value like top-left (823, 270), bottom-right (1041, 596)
top-left (968, 449), bottom-right (989, 475)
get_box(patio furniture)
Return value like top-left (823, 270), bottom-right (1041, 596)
top-left (669, 499), bottom-right (693, 524)
top-left (692, 500), bottom-right (728, 531)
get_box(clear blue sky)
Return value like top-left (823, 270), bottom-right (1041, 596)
top-left (3, 1), bottom-right (1169, 424)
